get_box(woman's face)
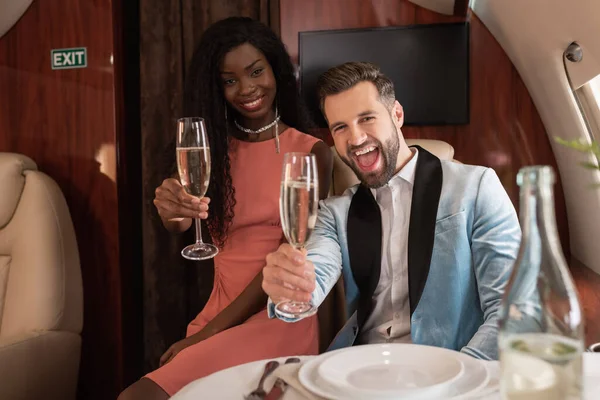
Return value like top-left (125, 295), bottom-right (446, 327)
top-left (220, 43), bottom-right (277, 122)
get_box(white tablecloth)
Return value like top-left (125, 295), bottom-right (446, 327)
top-left (172, 353), bottom-right (600, 399)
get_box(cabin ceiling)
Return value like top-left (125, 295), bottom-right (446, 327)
top-left (0, 0), bottom-right (33, 39)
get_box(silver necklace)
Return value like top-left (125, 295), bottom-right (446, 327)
top-left (234, 115), bottom-right (280, 134)
top-left (230, 105), bottom-right (281, 153)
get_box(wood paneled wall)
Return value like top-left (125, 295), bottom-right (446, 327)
top-left (279, 0), bottom-right (570, 255)
top-left (571, 258), bottom-right (600, 346)
top-left (0, 0), bottom-right (142, 398)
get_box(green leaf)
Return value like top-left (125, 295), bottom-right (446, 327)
top-left (552, 341), bottom-right (577, 355)
top-left (511, 339), bottom-right (531, 353)
top-left (579, 161), bottom-right (600, 170)
top-left (555, 137), bottom-right (598, 153)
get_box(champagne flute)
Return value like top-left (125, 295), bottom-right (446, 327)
top-left (176, 117), bottom-right (219, 260)
top-left (275, 152), bottom-right (319, 319)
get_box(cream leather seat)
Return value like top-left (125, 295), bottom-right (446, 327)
top-left (0, 153), bottom-right (83, 400)
top-left (330, 139), bottom-right (456, 196)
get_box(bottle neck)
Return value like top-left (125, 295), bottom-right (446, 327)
top-left (519, 181), bottom-right (561, 253)
top-left (517, 174), bottom-right (578, 312)
top-left (501, 168), bottom-right (583, 339)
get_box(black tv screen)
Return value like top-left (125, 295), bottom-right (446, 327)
top-left (299, 23), bottom-right (470, 127)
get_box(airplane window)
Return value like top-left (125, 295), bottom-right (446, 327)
top-left (573, 74), bottom-right (600, 144)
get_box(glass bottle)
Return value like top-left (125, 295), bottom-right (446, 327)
top-left (498, 166), bottom-right (584, 400)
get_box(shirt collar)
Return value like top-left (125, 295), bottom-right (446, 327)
top-left (371, 148), bottom-right (419, 198)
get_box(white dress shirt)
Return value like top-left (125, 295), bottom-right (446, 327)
top-left (358, 148), bottom-right (418, 345)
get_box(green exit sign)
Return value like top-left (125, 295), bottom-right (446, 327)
top-left (51, 47), bottom-right (87, 70)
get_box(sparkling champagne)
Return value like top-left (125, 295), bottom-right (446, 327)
top-left (280, 180), bottom-right (318, 248)
top-left (177, 146), bottom-right (211, 198)
top-left (500, 333), bottom-right (582, 399)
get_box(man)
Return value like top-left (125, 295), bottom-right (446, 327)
top-left (262, 62), bottom-right (521, 360)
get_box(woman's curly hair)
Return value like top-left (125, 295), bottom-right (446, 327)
top-left (173, 16), bottom-right (312, 247)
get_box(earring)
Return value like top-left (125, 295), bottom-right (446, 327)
top-left (274, 104), bottom-right (280, 154)
top-left (224, 105), bottom-right (230, 137)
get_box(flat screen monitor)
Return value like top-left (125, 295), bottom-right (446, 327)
top-left (299, 23), bottom-right (470, 127)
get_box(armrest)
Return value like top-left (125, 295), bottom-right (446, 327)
top-left (0, 330), bottom-right (81, 400)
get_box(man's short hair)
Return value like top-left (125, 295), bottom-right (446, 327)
top-left (316, 61), bottom-right (396, 116)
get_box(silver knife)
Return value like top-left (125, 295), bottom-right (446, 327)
top-left (264, 357), bottom-right (301, 400)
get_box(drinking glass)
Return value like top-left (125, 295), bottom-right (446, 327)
top-left (275, 152), bottom-right (319, 318)
top-left (176, 117), bottom-right (218, 260)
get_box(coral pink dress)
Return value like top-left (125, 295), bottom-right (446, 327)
top-left (146, 128), bottom-right (321, 396)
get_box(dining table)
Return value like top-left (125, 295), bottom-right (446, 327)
top-left (171, 351), bottom-right (600, 399)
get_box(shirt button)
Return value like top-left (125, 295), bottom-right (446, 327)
top-left (394, 312), bottom-right (400, 319)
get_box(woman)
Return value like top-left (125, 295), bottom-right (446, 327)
top-left (119, 17), bottom-right (332, 399)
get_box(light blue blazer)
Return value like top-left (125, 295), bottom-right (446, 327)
top-left (279, 146), bottom-right (521, 360)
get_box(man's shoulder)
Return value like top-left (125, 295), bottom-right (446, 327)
top-left (438, 160), bottom-right (498, 209)
top-left (321, 185), bottom-right (358, 210)
top-left (440, 160), bottom-right (492, 190)
top-left (440, 159), bottom-right (489, 179)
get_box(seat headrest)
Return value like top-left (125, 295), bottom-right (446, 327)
top-left (405, 139), bottom-right (455, 160)
top-left (330, 139), bottom-right (456, 196)
top-left (0, 153), bottom-right (37, 228)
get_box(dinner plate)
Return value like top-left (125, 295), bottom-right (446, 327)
top-left (299, 345), bottom-right (491, 400)
top-left (317, 344), bottom-right (464, 398)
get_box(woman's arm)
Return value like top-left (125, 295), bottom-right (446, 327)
top-left (161, 270), bottom-right (268, 365)
top-left (154, 178), bottom-right (208, 233)
top-left (195, 271), bottom-right (267, 337)
top-left (178, 141), bottom-right (333, 343)
top-left (161, 217), bottom-right (193, 233)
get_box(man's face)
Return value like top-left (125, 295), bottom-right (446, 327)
top-left (323, 81), bottom-right (404, 188)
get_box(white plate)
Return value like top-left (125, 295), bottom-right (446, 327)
top-left (317, 344), bottom-right (464, 398)
top-left (299, 346), bottom-right (491, 400)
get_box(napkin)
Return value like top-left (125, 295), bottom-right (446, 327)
top-left (584, 353), bottom-right (600, 398)
top-left (269, 362), bottom-right (326, 400)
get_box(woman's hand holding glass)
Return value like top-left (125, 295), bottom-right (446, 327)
top-left (154, 178), bottom-right (210, 222)
top-left (175, 117), bottom-right (219, 260)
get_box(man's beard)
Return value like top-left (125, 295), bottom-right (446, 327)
top-left (342, 123), bottom-right (400, 189)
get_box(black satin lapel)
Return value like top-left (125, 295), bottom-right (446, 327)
top-left (408, 146), bottom-right (443, 315)
top-left (347, 184), bottom-right (382, 328)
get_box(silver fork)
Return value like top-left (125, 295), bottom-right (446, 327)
top-left (245, 360), bottom-right (280, 400)
top-left (269, 357), bottom-right (301, 394)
